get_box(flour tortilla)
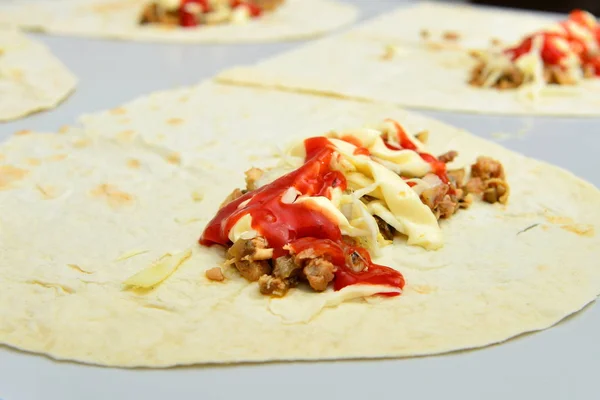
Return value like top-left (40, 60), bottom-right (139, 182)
top-left (1, 81), bottom-right (600, 367)
top-left (217, 2), bottom-right (600, 116)
top-left (0, 29), bottom-right (76, 121)
top-left (0, 0), bottom-right (358, 43)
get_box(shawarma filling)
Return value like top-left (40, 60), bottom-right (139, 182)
top-left (140, 0), bottom-right (284, 28)
top-left (469, 10), bottom-right (600, 90)
top-left (200, 120), bottom-right (509, 297)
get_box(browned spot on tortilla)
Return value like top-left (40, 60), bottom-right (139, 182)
top-left (166, 152), bottom-right (181, 165)
top-left (25, 158), bottom-right (41, 166)
top-left (179, 95), bottom-right (190, 103)
top-left (491, 37), bottom-right (502, 46)
top-left (58, 125), bottom-right (71, 134)
top-left (420, 29), bottom-right (430, 39)
top-left (36, 184), bottom-right (58, 199)
top-left (167, 117), bottom-right (184, 126)
top-left (0, 165), bottom-right (28, 190)
top-left (127, 158), bottom-right (141, 169)
top-left (541, 224), bottom-right (551, 231)
top-left (47, 154), bottom-right (67, 162)
top-left (425, 42), bottom-right (445, 51)
top-left (412, 284), bottom-right (437, 294)
top-left (90, 184), bottom-right (134, 208)
top-left (546, 215), bottom-right (573, 225)
top-left (15, 129), bottom-right (31, 136)
top-left (73, 138), bottom-right (92, 149)
top-left (443, 31), bottom-right (460, 41)
top-left (536, 265), bottom-right (549, 272)
top-left (380, 45), bottom-right (395, 61)
top-left (561, 224), bottom-right (595, 237)
top-left (110, 107), bottom-right (127, 115)
top-left (116, 130), bottom-right (135, 142)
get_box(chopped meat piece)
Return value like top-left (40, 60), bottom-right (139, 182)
top-left (227, 237), bottom-right (273, 281)
top-left (415, 130), bottom-right (429, 144)
top-left (470, 156), bottom-right (505, 181)
top-left (420, 184), bottom-right (449, 215)
top-left (220, 188), bottom-right (244, 208)
top-left (273, 256), bottom-right (301, 279)
top-left (483, 178), bottom-right (510, 204)
top-left (469, 60), bottom-right (525, 89)
top-left (464, 176), bottom-right (484, 195)
top-left (244, 167), bottom-right (264, 191)
top-left (459, 193), bottom-right (474, 209)
top-left (139, 3), bottom-right (179, 25)
top-left (464, 157), bottom-right (509, 204)
top-left (346, 251), bottom-right (367, 273)
top-left (447, 168), bottom-right (466, 187)
top-left (258, 275), bottom-right (290, 297)
top-left (437, 194), bottom-right (459, 219)
top-left (303, 258), bottom-right (336, 292)
top-left (205, 267), bottom-right (225, 282)
top-left (443, 31), bottom-right (460, 41)
top-left (374, 215), bottom-right (395, 241)
top-left (438, 150), bottom-right (458, 164)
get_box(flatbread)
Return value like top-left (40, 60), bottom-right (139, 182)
top-left (216, 2), bottom-right (600, 116)
top-left (0, 0), bottom-right (358, 43)
top-left (0, 29), bottom-right (76, 121)
top-left (1, 82), bottom-right (599, 367)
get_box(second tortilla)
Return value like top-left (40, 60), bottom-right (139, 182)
top-left (0, 29), bottom-right (76, 121)
top-left (0, 0), bottom-right (358, 43)
top-left (217, 2), bottom-right (600, 116)
top-left (0, 82), bottom-right (598, 367)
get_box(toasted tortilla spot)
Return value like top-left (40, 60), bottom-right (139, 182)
top-left (0, 165), bottom-right (28, 190)
top-left (537, 265), bottom-right (549, 272)
top-left (127, 159), bottom-right (141, 169)
top-left (36, 184), bottom-right (58, 199)
top-left (15, 129), bottom-right (31, 136)
top-left (561, 224), bottom-right (595, 237)
top-left (546, 215), bottom-right (574, 225)
top-left (166, 152), bottom-right (181, 165)
top-left (73, 138), bottom-right (92, 148)
top-left (179, 95), bottom-right (190, 103)
top-left (167, 118), bottom-right (184, 126)
top-left (116, 130), bottom-right (136, 142)
top-left (26, 158), bottom-right (42, 166)
top-left (90, 184), bottom-right (134, 208)
top-left (58, 125), bottom-right (71, 134)
top-left (47, 154), bottom-right (67, 162)
top-left (380, 44), bottom-right (396, 61)
top-left (109, 107), bottom-right (127, 115)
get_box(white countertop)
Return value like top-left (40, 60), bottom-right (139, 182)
top-left (1, 1), bottom-right (599, 399)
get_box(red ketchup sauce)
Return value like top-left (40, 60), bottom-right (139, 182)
top-left (505, 10), bottom-right (600, 76)
top-left (200, 137), bottom-right (404, 295)
top-left (179, 0), bottom-right (262, 27)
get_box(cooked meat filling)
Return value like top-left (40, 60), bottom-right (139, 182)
top-left (464, 156), bottom-right (509, 204)
top-left (227, 237), bottom-right (273, 281)
top-left (140, 3), bottom-right (179, 26)
top-left (374, 215), bottom-right (395, 241)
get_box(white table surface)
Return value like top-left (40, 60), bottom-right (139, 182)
top-left (1, 1), bottom-right (599, 399)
